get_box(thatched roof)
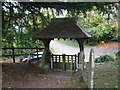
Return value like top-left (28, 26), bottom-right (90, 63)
top-left (34, 17), bottom-right (91, 39)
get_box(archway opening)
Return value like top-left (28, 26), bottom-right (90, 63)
top-left (50, 38), bottom-right (80, 55)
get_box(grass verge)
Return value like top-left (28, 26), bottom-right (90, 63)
top-left (50, 47), bottom-right (55, 53)
top-left (54, 39), bottom-right (96, 48)
top-left (54, 39), bottom-right (79, 47)
top-left (64, 61), bottom-right (119, 88)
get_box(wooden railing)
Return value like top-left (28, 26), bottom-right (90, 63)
top-left (51, 54), bottom-right (78, 70)
top-left (2, 47), bottom-right (44, 63)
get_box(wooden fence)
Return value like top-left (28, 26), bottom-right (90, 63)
top-left (2, 47), bottom-right (44, 63)
top-left (2, 47), bottom-right (80, 71)
top-left (51, 54), bottom-right (78, 70)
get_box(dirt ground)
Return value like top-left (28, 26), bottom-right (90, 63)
top-left (2, 63), bottom-right (72, 88)
top-left (2, 61), bottom-right (119, 89)
top-left (2, 42), bottom-right (119, 89)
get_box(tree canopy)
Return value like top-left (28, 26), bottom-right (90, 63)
top-left (2, 2), bottom-right (119, 47)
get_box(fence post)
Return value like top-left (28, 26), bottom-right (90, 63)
top-left (62, 54), bottom-right (66, 71)
top-left (12, 46), bottom-right (15, 63)
top-left (88, 48), bottom-right (95, 89)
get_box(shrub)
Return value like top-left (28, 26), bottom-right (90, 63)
top-left (116, 51), bottom-right (120, 61)
top-left (95, 55), bottom-right (114, 63)
top-left (85, 23), bottom-right (116, 43)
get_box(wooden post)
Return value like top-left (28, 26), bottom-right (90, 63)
top-left (76, 39), bottom-right (85, 70)
top-left (71, 56), bottom-right (73, 70)
top-left (48, 50), bottom-right (52, 69)
top-left (75, 53), bottom-right (79, 71)
top-left (74, 54), bottom-right (77, 70)
top-left (51, 54), bottom-right (53, 69)
top-left (77, 52), bottom-right (83, 70)
top-left (59, 55), bottom-right (60, 62)
top-left (76, 39), bottom-right (87, 84)
top-left (68, 56), bottom-right (69, 63)
top-left (36, 47), bottom-right (39, 60)
top-left (67, 56), bottom-right (70, 69)
top-left (55, 55), bottom-right (57, 62)
top-left (62, 54), bottom-right (66, 71)
top-left (77, 52), bottom-right (80, 70)
top-left (79, 51), bottom-right (84, 70)
top-left (88, 48), bottom-right (95, 89)
top-left (12, 46), bottom-right (15, 63)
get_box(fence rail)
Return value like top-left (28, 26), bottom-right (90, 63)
top-left (2, 47), bottom-right (44, 49)
top-left (2, 47), bottom-right (80, 71)
top-left (2, 54), bottom-right (43, 57)
top-left (1, 47), bottom-right (44, 63)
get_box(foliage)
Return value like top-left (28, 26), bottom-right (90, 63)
top-left (2, 2), bottom-right (119, 48)
top-left (95, 55), bottom-right (114, 63)
top-left (19, 2), bottom-right (118, 17)
top-left (2, 2), bottom-right (52, 48)
top-left (85, 23), bottom-right (116, 43)
top-left (106, 52), bottom-right (117, 59)
top-left (116, 51), bottom-right (120, 61)
top-left (55, 39), bottom-right (79, 47)
top-left (112, 32), bottom-right (120, 42)
top-left (77, 8), bottom-right (118, 43)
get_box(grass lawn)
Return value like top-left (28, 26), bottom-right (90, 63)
top-left (54, 39), bottom-right (79, 47)
top-left (65, 61), bottom-right (119, 88)
top-left (54, 39), bottom-right (96, 48)
top-left (93, 61), bottom-right (119, 88)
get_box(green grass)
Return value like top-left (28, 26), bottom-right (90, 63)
top-left (54, 39), bottom-right (94, 48)
top-left (105, 52), bottom-right (116, 59)
top-left (93, 61), bottom-right (119, 88)
top-left (55, 39), bottom-right (79, 47)
top-left (50, 47), bottom-right (55, 53)
top-left (64, 61), bottom-right (119, 88)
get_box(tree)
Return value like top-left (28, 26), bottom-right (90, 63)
top-left (77, 6), bottom-right (118, 43)
top-left (2, 2), bottom-right (118, 46)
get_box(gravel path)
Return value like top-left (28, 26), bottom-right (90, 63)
top-left (50, 41), bottom-right (119, 62)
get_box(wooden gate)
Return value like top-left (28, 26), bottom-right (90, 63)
top-left (51, 54), bottom-right (78, 70)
